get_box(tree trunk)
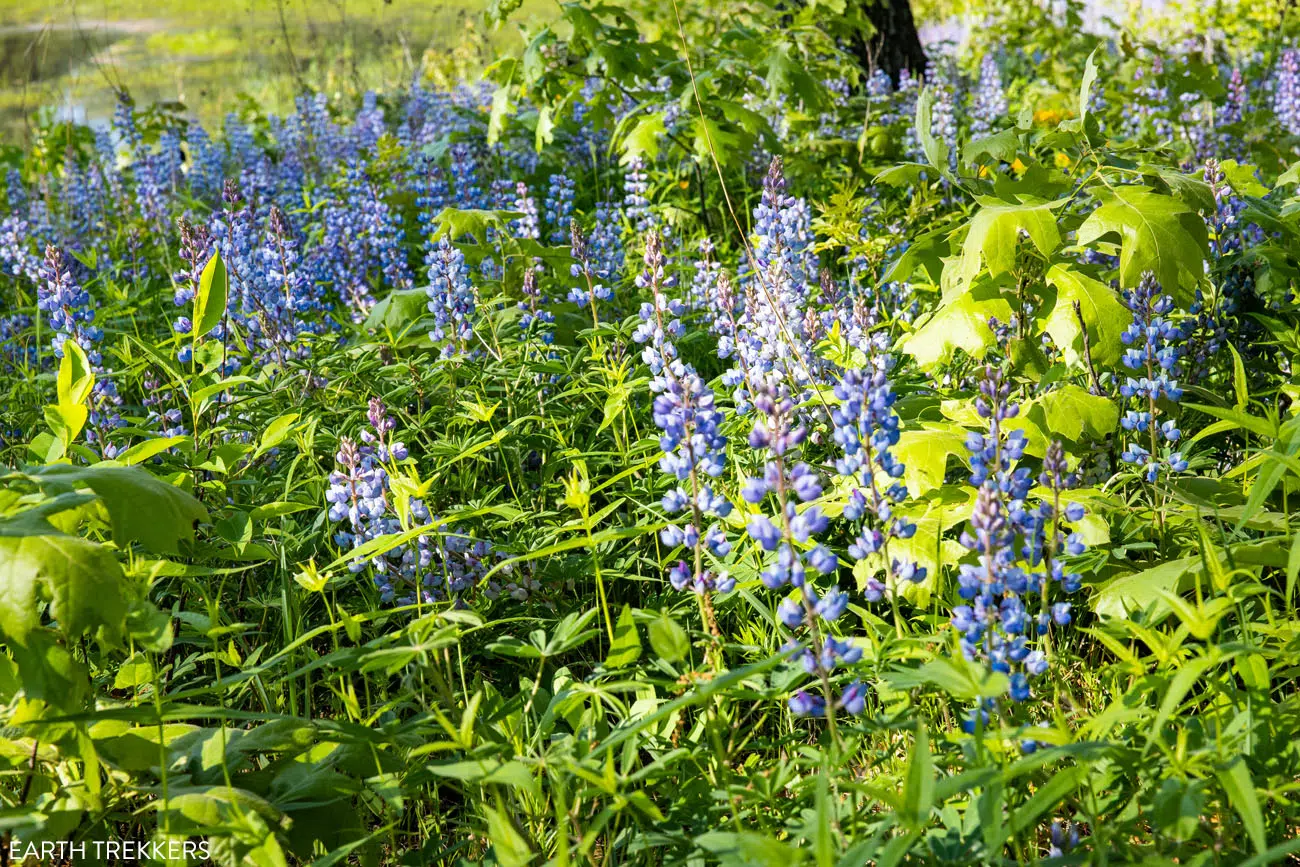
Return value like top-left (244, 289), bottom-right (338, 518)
top-left (847, 0), bottom-right (928, 85)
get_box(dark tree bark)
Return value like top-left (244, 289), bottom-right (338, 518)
top-left (847, 0), bottom-right (928, 85)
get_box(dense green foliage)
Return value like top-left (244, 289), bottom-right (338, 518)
top-left (4, 1), bottom-right (1300, 864)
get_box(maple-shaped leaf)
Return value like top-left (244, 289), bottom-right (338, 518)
top-left (956, 196), bottom-right (1062, 291)
top-left (1077, 186), bottom-right (1208, 297)
top-left (1042, 264), bottom-right (1131, 367)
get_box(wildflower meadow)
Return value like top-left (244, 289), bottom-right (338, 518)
top-left (2, 0), bottom-right (1300, 863)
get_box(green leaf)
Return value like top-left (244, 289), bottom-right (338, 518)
top-left (1035, 385), bottom-right (1118, 442)
top-left (1219, 160), bottom-right (1269, 198)
top-left (648, 614), bottom-right (689, 662)
top-left (1216, 759), bottom-right (1267, 855)
top-left (113, 651), bottom-right (155, 689)
top-left (893, 424), bottom-right (968, 497)
top-left (28, 464), bottom-right (207, 554)
top-left (363, 287), bottom-right (430, 333)
top-left (914, 87), bottom-right (952, 183)
top-left (957, 197), bottom-right (1061, 290)
top-left (620, 111), bottom-right (666, 163)
top-left (1229, 343), bottom-right (1248, 410)
top-left (1092, 556), bottom-right (1198, 620)
top-left (1077, 186), bottom-right (1209, 297)
top-left (1042, 264), bottom-right (1131, 367)
top-left (695, 831), bottom-right (806, 867)
top-left (900, 283), bottom-right (1013, 369)
top-left (117, 436), bottom-right (187, 466)
top-left (1062, 47), bottom-right (1100, 132)
top-left (900, 725), bottom-right (934, 831)
top-left (0, 515), bottom-right (128, 645)
top-left (484, 805), bottom-right (533, 867)
top-left (962, 129), bottom-right (1020, 167)
top-left (881, 658), bottom-right (1009, 700)
top-left (605, 604), bottom-right (641, 669)
top-left (194, 250), bottom-right (229, 339)
top-left (431, 208), bottom-right (521, 245)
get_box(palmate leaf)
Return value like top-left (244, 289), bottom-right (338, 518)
top-left (900, 283), bottom-right (1014, 369)
top-left (892, 424), bottom-right (969, 497)
top-left (1035, 384), bottom-right (1119, 442)
top-left (1042, 264), bottom-right (1130, 367)
top-left (1077, 186), bottom-right (1208, 297)
top-left (0, 511), bottom-right (128, 645)
top-left (27, 464), bottom-right (207, 554)
top-left (956, 196), bottom-right (1062, 290)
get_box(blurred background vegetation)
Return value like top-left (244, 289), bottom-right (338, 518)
top-left (0, 0), bottom-right (551, 145)
top-left (0, 0), bottom-right (1285, 148)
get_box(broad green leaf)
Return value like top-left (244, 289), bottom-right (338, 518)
top-left (900, 284), bottom-right (1013, 369)
top-left (1042, 264), bottom-right (1130, 367)
top-left (57, 338), bottom-right (94, 408)
top-left (1092, 556), bottom-right (1199, 620)
top-left (113, 651), bottom-right (154, 689)
top-left (648, 614), bottom-right (689, 662)
top-left (914, 86), bottom-right (952, 183)
top-left (432, 208), bottom-right (521, 245)
top-left (29, 464), bottom-right (207, 554)
top-left (117, 436), bottom-right (187, 466)
top-left (194, 250), bottom-right (229, 339)
top-left (880, 657), bottom-right (1009, 700)
top-left (892, 424), bottom-right (968, 497)
top-left (621, 111), bottom-right (667, 163)
top-left (0, 514), bottom-right (128, 645)
top-left (1219, 160), bottom-right (1269, 198)
top-left (362, 287), bottom-right (431, 333)
top-left (1035, 385), bottom-right (1118, 442)
top-left (1077, 186), bottom-right (1208, 297)
top-left (962, 129), bottom-right (1020, 167)
top-left (695, 831), bottom-right (805, 867)
top-left (957, 197), bottom-right (1061, 289)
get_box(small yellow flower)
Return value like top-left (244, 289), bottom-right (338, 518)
top-left (679, 180), bottom-right (690, 189)
top-left (1034, 108), bottom-right (1064, 126)
top-left (1055, 151), bottom-right (1072, 169)
top-left (1011, 158), bottom-right (1027, 174)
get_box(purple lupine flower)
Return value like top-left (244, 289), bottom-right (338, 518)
top-left (568, 221), bottom-right (613, 323)
top-left (37, 244), bottom-right (123, 454)
top-left (969, 52), bottom-right (1007, 138)
top-left (1274, 49), bottom-right (1300, 137)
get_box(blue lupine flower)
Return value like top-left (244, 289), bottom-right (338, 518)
top-left (426, 237), bottom-right (477, 358)
top-left (832, 336), bottom-right (927, 612)
top-left (622, 156), bottom-right (652, 233)
top-left (951, 369), bottom-right (1085, 711)
top-left (1118, 272), bottom-right (1188, 483)
top-left (632, 233), bottom-right (733, 596)
top-left (544, 173), bottom-right (575, 245)
top-left (37, 244), bottom-right (123, 455)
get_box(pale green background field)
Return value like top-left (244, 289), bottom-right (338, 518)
top-left (0, 0), bottom-right (547, 144)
